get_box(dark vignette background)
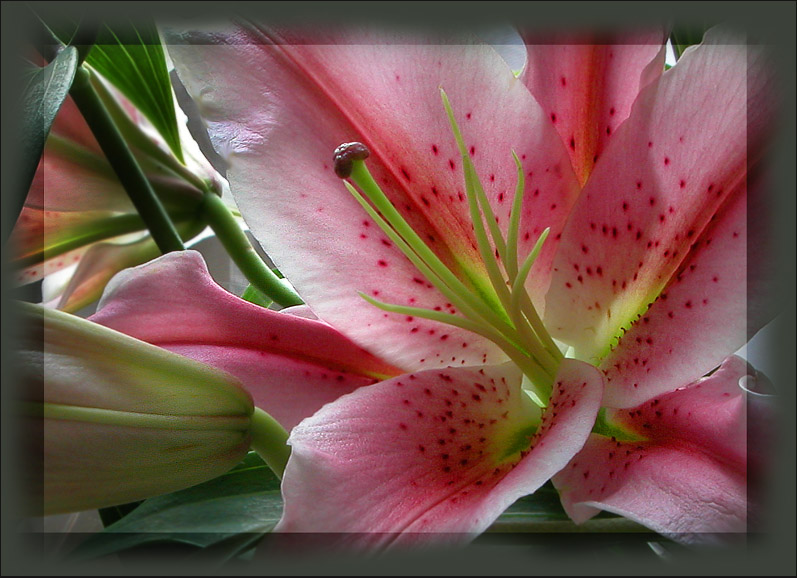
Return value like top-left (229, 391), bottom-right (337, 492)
top-left (2, 1), bottom-right (794, 575)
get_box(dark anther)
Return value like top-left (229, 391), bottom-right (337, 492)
top-left (333, 142), bottom-right (370, 178)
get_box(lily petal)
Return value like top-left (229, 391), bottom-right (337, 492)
top-left (599, 177), bottom-right (748, 407)
top-left (43, 235), bottom-right (161, 313)
top-left (521, 32), bottom-right (666, 185)
top-left (90, 251), bottom-right (401, 429)
top-left (545, 29), bottom-right (772, 366)
top-left (553, 356), bottom-right (749, 541)
top-left (165, 25), bottom-right (581, 371)
top-left (276, 358), bottom-right (602, 547)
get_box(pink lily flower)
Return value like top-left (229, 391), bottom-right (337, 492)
top-left (91, 24), bottom-right (773, 545)
top-left (10, 66), bottom-right (225, 312)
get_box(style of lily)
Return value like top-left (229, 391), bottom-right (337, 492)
top-left (88, 24), bottom-right (773, 546)
top-left (10, 64), bottom-right (225, 313)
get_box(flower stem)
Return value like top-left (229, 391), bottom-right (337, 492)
top-left (68, 66), bottom-right (185, 254)
top-left (249, 407), bottom-right (291, 479)
top-left (200, 191), bottom-right (303, 308)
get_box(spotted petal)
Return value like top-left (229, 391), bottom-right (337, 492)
top-left (553, 356), bottom-right (749, 541)
top-left (545, 29), bottom-right (773, 381)
top-left (164, 25), bottom-right (581, 372)
top-left (276, 358), bottom-right (603, 547)
top-left (521, 32), bottom-right (666, 185)
top-left (91, 251), bottom-right (401, 429)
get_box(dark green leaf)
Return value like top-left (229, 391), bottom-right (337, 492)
top-left (85, 20), bottom-right (183, 162)
top-left (671, 25), bottom-right (709, 60)
top-left (98, 501), bottom-right (142, 528)
top-left (13, 46), bottom-right (78, 230)
top-left (70, 452), bottom-right (282, 561)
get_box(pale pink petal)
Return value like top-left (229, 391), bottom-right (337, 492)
top-left (276, 358), bottom-right (603, 547)
top-left (520, 32), bottom-right (666, 184)
top-left (545, 30), bottom-right (772, 367)
top-left (165, 26), bottom-right (581, 371)
top-left (554, 356), bottom-right (748, 541)
top-left (90, 251), bottom-right (401, 429)
top-left (599, 177), bottom-right (747, 407)
top-left (47, 236), bottom-right (161, 313)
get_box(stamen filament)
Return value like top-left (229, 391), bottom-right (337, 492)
top-left (461, 161), bottom-right (514, 314)
top-left (509, 229), bottom-right (562, 373)
top-left (359, 298), bottom-right (552, 405)
top-left (344, 181), bottom-right (518, 342)
top-left (347, 164), bottom-right (520, 338)
top-left (504, 151), bottom-right (526, 281)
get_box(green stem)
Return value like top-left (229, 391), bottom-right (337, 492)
top-left (69, 66), bottom-right (185, 253)
top-left (200, 191), bottom-right (303, 308)
top-left (249, 407), bottom-right (291, 479)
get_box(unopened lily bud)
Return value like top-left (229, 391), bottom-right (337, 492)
top-left (17, 303), bottom-right (254, 516)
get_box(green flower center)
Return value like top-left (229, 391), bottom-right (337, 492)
top-left (334, 90), bottom-right (565, 407)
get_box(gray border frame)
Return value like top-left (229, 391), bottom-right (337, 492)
top-left (3, 1), bottom-right (794, 575)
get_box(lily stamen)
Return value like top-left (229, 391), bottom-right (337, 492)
top-left (333, 118), bottom-right (561, 406)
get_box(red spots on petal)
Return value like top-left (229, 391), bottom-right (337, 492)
top-left (431, 144), bottom-right (439, 155)
top-left (470, 146), bottom-right (476, 157)
top-left (449, 159), bottom-right (456, 170)
top-left (581, 244), bottom-right (589, 254)
top-left (466, 112), bottom-right (472, 120)
top-left (664, 157), bottom-right (670, 166)
top-left (560, 76), bottom-right (567, 87)
top-left (400, 167), bottom-right (411, 181)
top-left (377, 260), bottom-right (388, 267)
top-left (569, 136), bottom-right (576, 151)
top-left (399, 423), bottom-right (408, 430)
top-left (679, 179), bottom-right (686, 188)
top-left (550, 112), bottom-right (557, 123)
